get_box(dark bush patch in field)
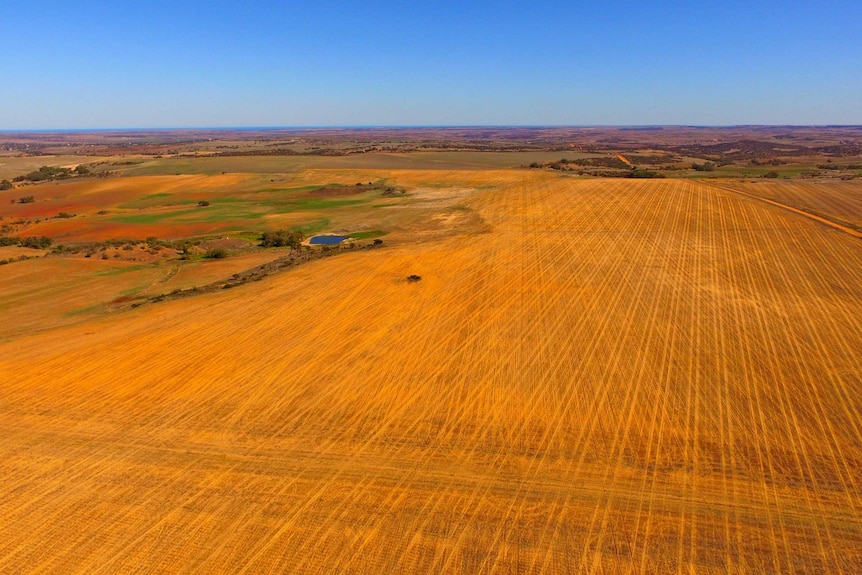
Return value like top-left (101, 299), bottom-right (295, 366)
top-left (692, 162), bottom-right (716, 171)
top-left (260, 230), bottom-right (304, 248)
top-left (19, 236), bottom-right (53, 249)
top-left (627, 170), bottom-right (665, 178)
top-left (14, 166), bottom-right (73, 182)
top-left (204, 248), bottom-right (228, 259)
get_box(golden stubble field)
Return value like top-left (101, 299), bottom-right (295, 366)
top-left (0, 172), bottom-right (861, 573)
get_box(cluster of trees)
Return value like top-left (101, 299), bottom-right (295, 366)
top-left (260, 230), bottom-right (304, 248)
top-left (818, 163), bottom-right (861, 171)
top-left (13, 164), bottom-right (90, 183)
top-left (691, 162), bottom-right (716, 171)
top-left (531, 157), bottom-right (631, 170)
top-left (0, 235), bottom-right (53, 249)
top-left (626, 170), bottom-right (665, 179)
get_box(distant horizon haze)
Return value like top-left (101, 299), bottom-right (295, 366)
top-left (3, 124), bottom-right (862, 134)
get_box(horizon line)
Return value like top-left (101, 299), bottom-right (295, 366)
top-left (2, 124), bottom-right (862, 134)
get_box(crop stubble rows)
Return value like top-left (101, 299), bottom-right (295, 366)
top-left (0, 174), bottom-right (860, 573)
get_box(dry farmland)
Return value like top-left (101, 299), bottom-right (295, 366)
top-left (0, 170), bottom-right (861, 573)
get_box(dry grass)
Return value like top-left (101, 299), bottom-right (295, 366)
top-left (0, 174), bottom-right (861, 573)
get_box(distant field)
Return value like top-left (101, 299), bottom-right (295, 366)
top-left (0, 171), bottom-right (860, 572)
top-left (0, 171), bottom-right (422, 243)
top-left (115, 151), bottom-right (593, 175)
top-left (0, 154), bottom-right (109, 179)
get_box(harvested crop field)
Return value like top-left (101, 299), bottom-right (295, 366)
top-left (728, 179), bottom-right (862, 229)
top-left (0, 174), bottom-right (861, 573)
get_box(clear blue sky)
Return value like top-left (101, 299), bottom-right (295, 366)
top-left (2, 1), bottom-right (860, 128)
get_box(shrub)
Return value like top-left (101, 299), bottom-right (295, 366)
top-left (692, 162), bottom-right (716, 171)
top-left (19, 236), bottom-right (53, 249)
top-left (18, 195), bottom-right (35, 204)
top-left (0, 179), bottom-right (12, 190)
top-left (260, 230), bottom-right (304, 248)
top-left (762, 171), bottom-right (780, 178)
top-left (197, 200), bottom-right (210, 207)
top-left (14, 166), bottom-right (73, 182)
top-left (627, 170), bottom-right (665, 179)
top-left (205, 248), bottom-right (228, 259)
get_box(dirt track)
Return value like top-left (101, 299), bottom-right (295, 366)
top-left (0, 174), bottom-right (860, 573)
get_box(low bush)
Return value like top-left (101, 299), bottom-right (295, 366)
top-left (14, 166), bottom-right (73, 182)
top-left (260, 230), bottom-right (304, 248)
top-left (19, 236), bottom-right (53, 249)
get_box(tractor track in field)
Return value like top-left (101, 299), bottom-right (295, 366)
top-left (1, 174), bottom-right (861, 573)
top-left (706, 182), bottom-right (862, 239)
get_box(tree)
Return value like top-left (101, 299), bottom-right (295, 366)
top-left (19, 236), bottom-right (53, 249)
top-left (692, 162), bottom-right (716, 171)
top-left (260, 230), bottom-right (304, 248)
top-left (0, 179), bottom-right (12, 190)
